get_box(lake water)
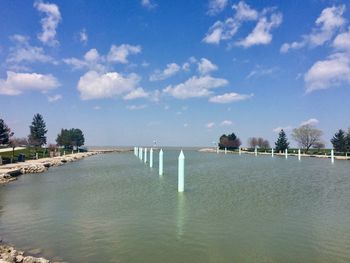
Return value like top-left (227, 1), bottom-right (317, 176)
top-left (1, 151), bottom-right (350, 262)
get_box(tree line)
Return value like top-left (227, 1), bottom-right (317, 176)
top-left (217, 124), bottom-right (350, 154)
top-left (0, 114), bottom-right (85, 150)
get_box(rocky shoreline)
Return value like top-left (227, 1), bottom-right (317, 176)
top-left (0, 242), bottom-right (65, 263)
top-left (0, 152), bottom-right (98, 185)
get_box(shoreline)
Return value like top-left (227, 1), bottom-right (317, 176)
top-left (0, 152), bottom-right (98, 185)
top-left (198, 148), bottom-right (350, 160)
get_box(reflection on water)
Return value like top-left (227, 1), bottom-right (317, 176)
top-left (0, 151), bottom-right (350, 262)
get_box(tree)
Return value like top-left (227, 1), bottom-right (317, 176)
top-left (292, 124), bottom-right (323, 153)
top-left (56, 128), bottom-right (85, 149)
top-left (313, 141), bottom-right (325, 150)
top-left (219, 132), bottom-right (241, 150)
top-left (28, 114), bottom-right (47, 147)
top-left (248, 137), bottom-right (258, 148)
top-left (0, 119), bottom-right (14, 146)
top-left (9, 137), bottom-right (28, 159)
top-left (275, 129), bottom-right (289, 152)
top-left (331, 129), bottom-right (347, 152)
top-left (346, 128), bottom-right (350, 152)
top-left (261, 139), bottom-right (270, 149)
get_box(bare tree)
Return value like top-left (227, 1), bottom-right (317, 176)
top-left (262, 140), bottom-right (270, 149)
top-left (292, 124), bottom-right (323, 153)
top-left (248, 137), bottom-right (258, 148)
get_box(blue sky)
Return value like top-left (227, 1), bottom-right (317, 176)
top-left (0, 0), bottom-right (349, 147)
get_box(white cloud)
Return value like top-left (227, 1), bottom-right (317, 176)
top-left (246, 67), bottom-right (277, 79)
top-left (183, 123), bottom-right (189, 128)
top-left (206, 122), bottom-right (215, 128)
top-left (47, 94), bottom-right (62, 102)
top-left (203, 1), bottom-right (273, 45)
top-left (77, 70), bottom-right (141, 100)
top-left (197, 58), bottom-right (218, 75)
top-left (93, 106), bottom-right (101, 110)
top-left (123, 88), bottom-right (149, 100)
top-left (207, 0), bottom-right (228, 16)
top-left (0, 71), bottom-right (60, 95)
top-left (236, 13), bottom-right (282, 48)
top-left (126, 104), bottom-right (147, 110)
top-left (209, 92), bottom-right (253, 103)
top-left (272, 126), bottom-right (293, 133)
top-left (141, 0), bottom-right (157, 9)
top-left (107, 44), bottom-right (141, 64)
top-left (304, 52), bottom-right (350, 92)
top-left (63, 48), bottom-right (106, 72)
top-left (79, 28), bottom-right (88, 44)
top-left (163, 75), bottom-right (228, 99)
top-left (149, 63), bottom-right (181, 81)
top-left (220, 120), bottom-right (233, 126)
top-left (6, 35), bottom-right (54, 66)
top-left (300, 118), bottom-right (319, 126)
top-left (34, 1), bottom-right (61, 46)
top-left (333, 27), bottom-right (350, 52)
top-left (281, 5), bottom-right (346, 53)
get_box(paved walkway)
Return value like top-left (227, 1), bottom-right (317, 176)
top-left (0, 147), bottom-right (26, 153)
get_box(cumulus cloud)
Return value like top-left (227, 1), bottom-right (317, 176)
top-left (0, 71), bottom-right (60, 95)
top-left (236, 13), bottom-right (282, 48)
top-left (207, 0), bottom-right (228, 16)
top-left (203, 1), bottom-right (281, 47)
top-left (126, 104), bottom-right (147, 110)
top-left (300, 118), bottom-right (319, 126)
top-left (6, 35), bottom-right (54, 66)
top-left (141, 0), bottom-right (157, 9)
top-left (47, 94), bottom-right (62, 102)
top-left (77, 70), bottom-right (141, 100)
top-left (333, 27), bottom-right (350, 52)
top-left (220, 120), bottom-right (233, 126)
top-left (79, 28), bottom-right (88, 44)
top-left (206, 122), bottom-right (215, 128)
top-left (149, 63), bottom-right (181, 81)
top-left (197, 58), bottom-right (218, 75)
top-left (281, 5), bottom-right (346, 53)
top-left (34, 1), bottom-right (61, 46)
top-left (123, 88), bottom-right (149, 100)
top-left (209, 92), bottom-right (253, 103)
top-left (304, 52), bottom-right (350, 92)
top-left (107, 44), bottom-right (141, 64)
top-left (163, 75), bottom-right (228, 99)
top-left (63, 48), bottom-right (106, 72)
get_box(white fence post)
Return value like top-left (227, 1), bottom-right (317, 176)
top-left (178, 150), bottom-right (185, 192)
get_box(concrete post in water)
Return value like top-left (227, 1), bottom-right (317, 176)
top-left (285, 149), bottom-right (288, 159)
top-left (159, 149), bottom-right (163, 176)
top-left (140, 147), bottom-right (143, 161)
top-left (178, 150), bottom-right (185, 192)
top-left (224, 148), bottom-right (227, 154)
top-left (298, 149), bottom-right (301, 161)
top-left (239, 148), bottom-right (241, 155)
top-left (271, 148), bottom-right (274, 157)
top-left (144, 148), bottom-right (148, 163)
top-left (216, 147), bottom-right (219, 154)
top-left (254, 147), bottom-right (257, 156)
top-left (331, 149), bottom-right (334, 164)
top-left (150, 148), bottom-right (153, 168)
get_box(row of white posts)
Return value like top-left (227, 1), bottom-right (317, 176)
top-left (133, 147), bottom-right (185, 192)
top-left (249, 147), bottom-right (335, 163)
top-left (217, 146), bottom-right (335, 163)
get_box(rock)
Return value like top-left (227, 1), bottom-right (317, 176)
top-left (15, 255), bottom-right (24, 262)
top-left (23, 256), bottom-right (49, 263)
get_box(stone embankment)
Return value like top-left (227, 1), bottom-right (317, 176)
top-left (0, 152), bottom-right (97, 185)
top-left (0, 243), bottom-right (64, 263)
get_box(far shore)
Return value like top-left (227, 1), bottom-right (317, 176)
top-left (198, 148), bottom-right (350, 160)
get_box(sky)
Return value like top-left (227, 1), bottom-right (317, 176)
top-left (0, 0), bottom-right (349, 147)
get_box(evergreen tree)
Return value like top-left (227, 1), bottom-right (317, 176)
top-left (346, 129), bottom-right (350, 152)
top-left (56, 128), bottom-right (85, 149)
top-left (218, 132), bottom-right (241, 150)
top-left (29, 113), bottom-right (47, 147)
top-left (275, 129), bottom-right (289, 152)
top-left (0, 119), bottom-right (14, 146)
top-left (331, 129), bottom-right (347, 152)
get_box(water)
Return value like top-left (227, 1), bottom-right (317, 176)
top-left (1, 151), bottom-right (350, 262)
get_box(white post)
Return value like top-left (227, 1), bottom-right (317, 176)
top-left (298, 149), bottom-right (301, 161)
top-left (271, 148), bottom-right (274, 157)
top-left (224, 148), bottom-right (227, 154)
top-left (144, 148), bottom-right (147, 163)
top-left (239, 148), bottom-right (241, 155)
top-left (159, 149), bottom-right (163, 176)
top-left (285, 149), bottom-right (288, 159)
top-left (140, 147), bottom-right (143, 161)
top-left (36, 153), bottom-right (38, 160)
top-left (254, 147), bottom-right (257, 156)
top-left (178, 150), bottom-right (185, 192)
top-left (331, 149), bottom-right (334, 164)
top-left (72, 150), bottom-right (74, 155)
top-left (150, 148), bottom-right (153, 168)
top-left (135, 147), bottom-right (138, 157)
top-left (216, 147), bottom-right (219, 154)
top-left (63, 151), bottom-right (66, 156)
